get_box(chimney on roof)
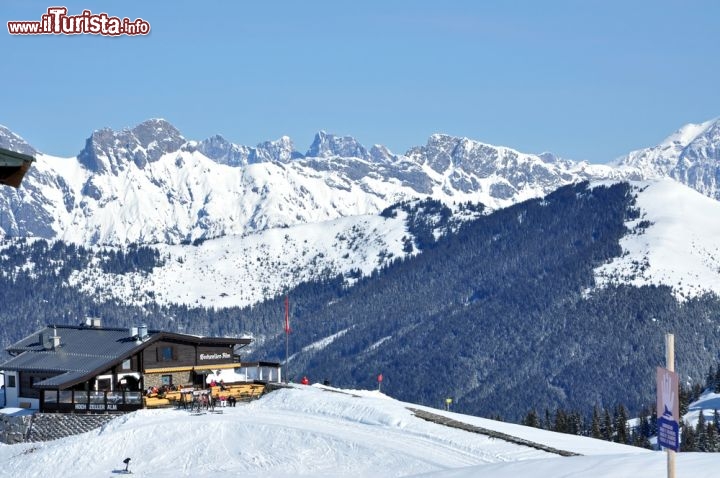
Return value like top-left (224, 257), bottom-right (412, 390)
top-left (51, 326), bottom-right (60, 349)
top-left (130, 326), bottom-right (138, 338)
top-left (138, 324), bottom-right (148, 341)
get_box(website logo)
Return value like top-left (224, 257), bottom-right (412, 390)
top-left (8, 7), bottom-right (150, 36)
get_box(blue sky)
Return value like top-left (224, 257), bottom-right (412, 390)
top-left (2, 1), bottom-right (719, 162)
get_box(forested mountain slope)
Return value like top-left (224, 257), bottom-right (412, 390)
top-left (239, 182), bottom-right (720, 419)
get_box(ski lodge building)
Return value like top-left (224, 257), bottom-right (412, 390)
top-left (0, 320), bottom-right (280, 413)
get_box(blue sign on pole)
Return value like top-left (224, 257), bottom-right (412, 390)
top-left (656, 367), bottom-right (680, 451)
top-left (657, 415), bottom-right (679, 451)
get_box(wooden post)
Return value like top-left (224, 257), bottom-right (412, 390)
top-left (285, 296), bottom-right (290, 384)
top-left (666, 333), bottom-right (675, 478)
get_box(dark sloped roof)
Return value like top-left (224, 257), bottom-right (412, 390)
top-left (2, 326), bottom-right (150, 389)
top-left (0, 350), bottom-right (113, 373)
top-left (1, 324), bottom-right (251, 389)
top-left (6, 325), bottom-right (146, 355)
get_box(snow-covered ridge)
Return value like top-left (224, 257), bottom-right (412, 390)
top-left (662, 118), bottom-right (717, 146)
top-left (68, 212), bottom-right (414, 308)
top-left (615, 117), bottom-right (720, 200)
top-left (593, 179), bottom-right (720, 301)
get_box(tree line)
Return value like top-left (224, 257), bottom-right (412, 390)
top-left (521, 361), bottom-right (720, 451)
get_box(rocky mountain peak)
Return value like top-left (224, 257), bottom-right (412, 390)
top-left (131, 119), bottom-right (185, 156)
top-left (407, 134), bottom-right (510, 175)
top-left (257, 136), bottom-right (302, 163)
top-left (369, 144), bottom-right (396, 163)
top-left (78, 118), bottom-right (186, 173)
top-left (197, 134), bottom-right (302, 166)
top-left (306, 131), bottom-right (369, 160)
top-left (195, 134), bottom-right (251, 166)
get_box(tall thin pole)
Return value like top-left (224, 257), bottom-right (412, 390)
top-left (285, 295), bottom-right (290, 383)
top-left (666, 333), bottom-right (675, 478)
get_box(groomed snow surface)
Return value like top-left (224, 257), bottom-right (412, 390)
top-left (1, 385), bottom-right (718, 477)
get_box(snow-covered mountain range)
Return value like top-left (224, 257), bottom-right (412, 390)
top-left (0, 118), bottom-right (638, 246)
top-left (1, 118), bottom-right (720, 306)
top-left (3, 118), bottom-right (719, 247)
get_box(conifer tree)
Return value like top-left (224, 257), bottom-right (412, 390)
top-left (650, 407), bottom-right (658, 438)
top-left (614, 404), bottom-right (628, 444)
top-left (554, 408), bottom-right (568, 433)
top-left (569, 411), bottom-right (583, 436)
top-left (591, 405), bottom-right (601, 439)
top-left (522, 409), bottom-right (540, 428)
top-left (706, 365), bottom-right (716, 391)
top-left (681, 422), bottom-right (696, 452)
top-left (544, 409), bottom-right (552, 430)
top-left (696, 411), bottom-right (707, 452)
top-left (705, 422), bottom-right (718, 452)
top-left (692, 383), bottom-right (704, 404)
top-left (679, 385), bottom-right (690, 417)
top-left (631, 429), bottom-right (652, 449)
top-left (602, 408), bottom-right (613, 441)
top-left (638, 407), bottom-right (650, 442)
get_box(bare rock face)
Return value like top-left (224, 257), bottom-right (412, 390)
top-left (78, 118), bottom-right (185, 173)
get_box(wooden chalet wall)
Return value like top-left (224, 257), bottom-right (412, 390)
top-left (143, 340), bottom-right (236, 369)
top-left (143, 340), bottom-right (194, 369)
top-left (141, 339), bottom-right (236, 389)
